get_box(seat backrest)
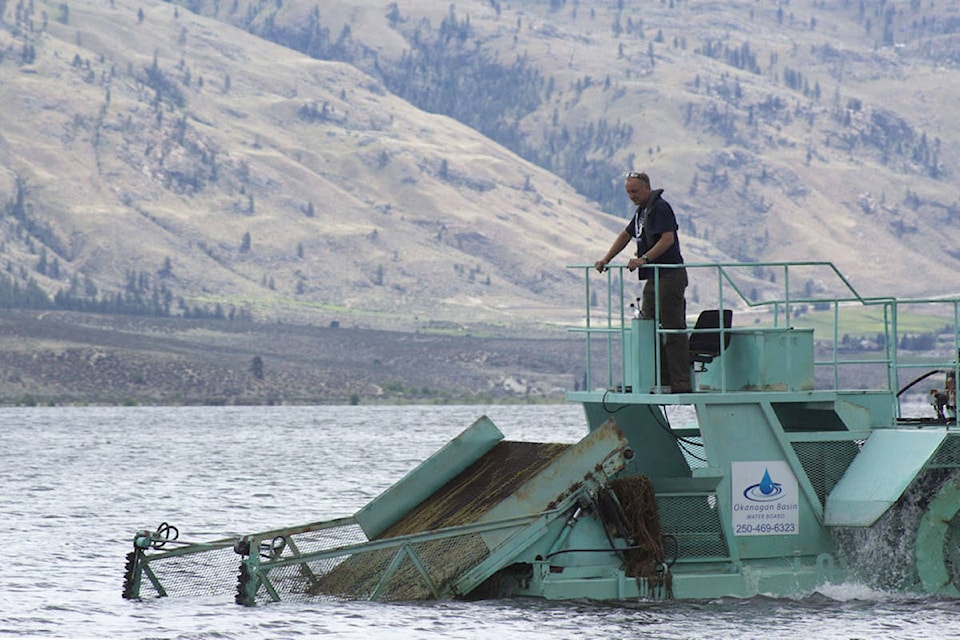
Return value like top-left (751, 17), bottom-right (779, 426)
top-left (689, 309), bottom-right (733, 362)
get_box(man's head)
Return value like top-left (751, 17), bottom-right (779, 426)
top-left (625, 171), bottom-right (651, 206)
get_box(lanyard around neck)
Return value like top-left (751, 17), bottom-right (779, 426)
top-left (635, 206), bottom-right (646, 239)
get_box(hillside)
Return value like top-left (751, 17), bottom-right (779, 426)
top-left (166, 0), bottom-right (960, 304)
top-left (0, 0), bottom-right (633, 330)
top-left (1, 0), bottom-right (958, 335)
top-left (1, 0), bottom-right (960, 407)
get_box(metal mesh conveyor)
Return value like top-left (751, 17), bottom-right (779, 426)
top-left (306, 441), bottom-right (570, 600)
top-left (383, 441), bottom-right (571, 535)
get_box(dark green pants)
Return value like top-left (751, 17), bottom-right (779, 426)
top-left (641, 267), bottom-right (691, 392)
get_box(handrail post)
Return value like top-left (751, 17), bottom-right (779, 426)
top-left (583, 267), bottom-right (592, 391)
top-left (887, 301), bottom-right (898, 419)
top-left (716, 265), bottom-right (727, 393)
top-left (783, 264), bottom-right (790, 327)
top-left (619, 267), bottom-right (629, 390)
top-left (953, 301), bottom-right (960, 430)
top-left (652, 265), bottom-right (661, 390)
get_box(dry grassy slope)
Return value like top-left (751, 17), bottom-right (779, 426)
top-left (1, 0), bottom-right (959, 339)
top-left (266, 0), bottom-right (960, 301)
top-left (0, 0), bottom-right (633, 330)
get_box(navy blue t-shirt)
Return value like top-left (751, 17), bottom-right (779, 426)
top-left (623, 190), bottom-right (683, 279)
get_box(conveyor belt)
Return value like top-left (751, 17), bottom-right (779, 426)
top-left (308, 441), bottom-right (570, 599)
top-left (380, 441), bottom-right (572, 537)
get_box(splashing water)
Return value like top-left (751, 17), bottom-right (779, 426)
top-left (832, 470), bottom-right (959, 592)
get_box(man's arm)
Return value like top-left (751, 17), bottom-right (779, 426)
top-left (626, 231), bottom-right (675, 271)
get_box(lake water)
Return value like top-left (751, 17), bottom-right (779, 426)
top-left (3, 404), bottom-right (960, 639)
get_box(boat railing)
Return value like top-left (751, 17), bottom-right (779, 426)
top-left (569, 260), bottom-right (959, 413)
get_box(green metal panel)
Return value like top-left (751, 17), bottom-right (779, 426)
top-left (524, 563), bottom-right (647, 600)
top-left (355, 415), bottom-right (504, 539)
top-left (581, 403), bottom-right (693, 478)
top-left (833, 397), bottom-right (871, 430)
top-left (671, 571), bottom-right (753, 599)
top-left (698, 329), bottom-right (814, 392)
top-left (671, 554), bottom-right (839, 599)
top-left (697, 401), bottom-right (834, 559)
top-left (824, 429), bottom-right (948, 526)
top-left (625, 319), bottom-right (658, 393)
top-left (835, 391), bottom-right (895, 428)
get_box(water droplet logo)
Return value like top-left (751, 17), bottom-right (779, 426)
top-left (743, 468), bottom-right (784, 502)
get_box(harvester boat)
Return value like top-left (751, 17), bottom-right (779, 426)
top-left (123, 260), bottom-right (960, 604)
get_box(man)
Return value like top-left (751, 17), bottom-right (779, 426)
top-left (594, 171), bottom-right (691, 393)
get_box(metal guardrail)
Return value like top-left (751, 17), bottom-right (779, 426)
top-left (569, 261), bottom-right (959, 415)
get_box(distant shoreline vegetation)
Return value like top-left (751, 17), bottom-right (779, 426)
top-left (5, 393), bottom-right (570, 408)
top-left (0, 271), bottom-right (250, 321)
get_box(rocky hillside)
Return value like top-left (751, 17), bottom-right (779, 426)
top-left (0, 0), bottom-right (625, 330)
top-left (127, 0), bottom-right (960, 301)
top-left (1, 0), bottom-right (959, 335)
